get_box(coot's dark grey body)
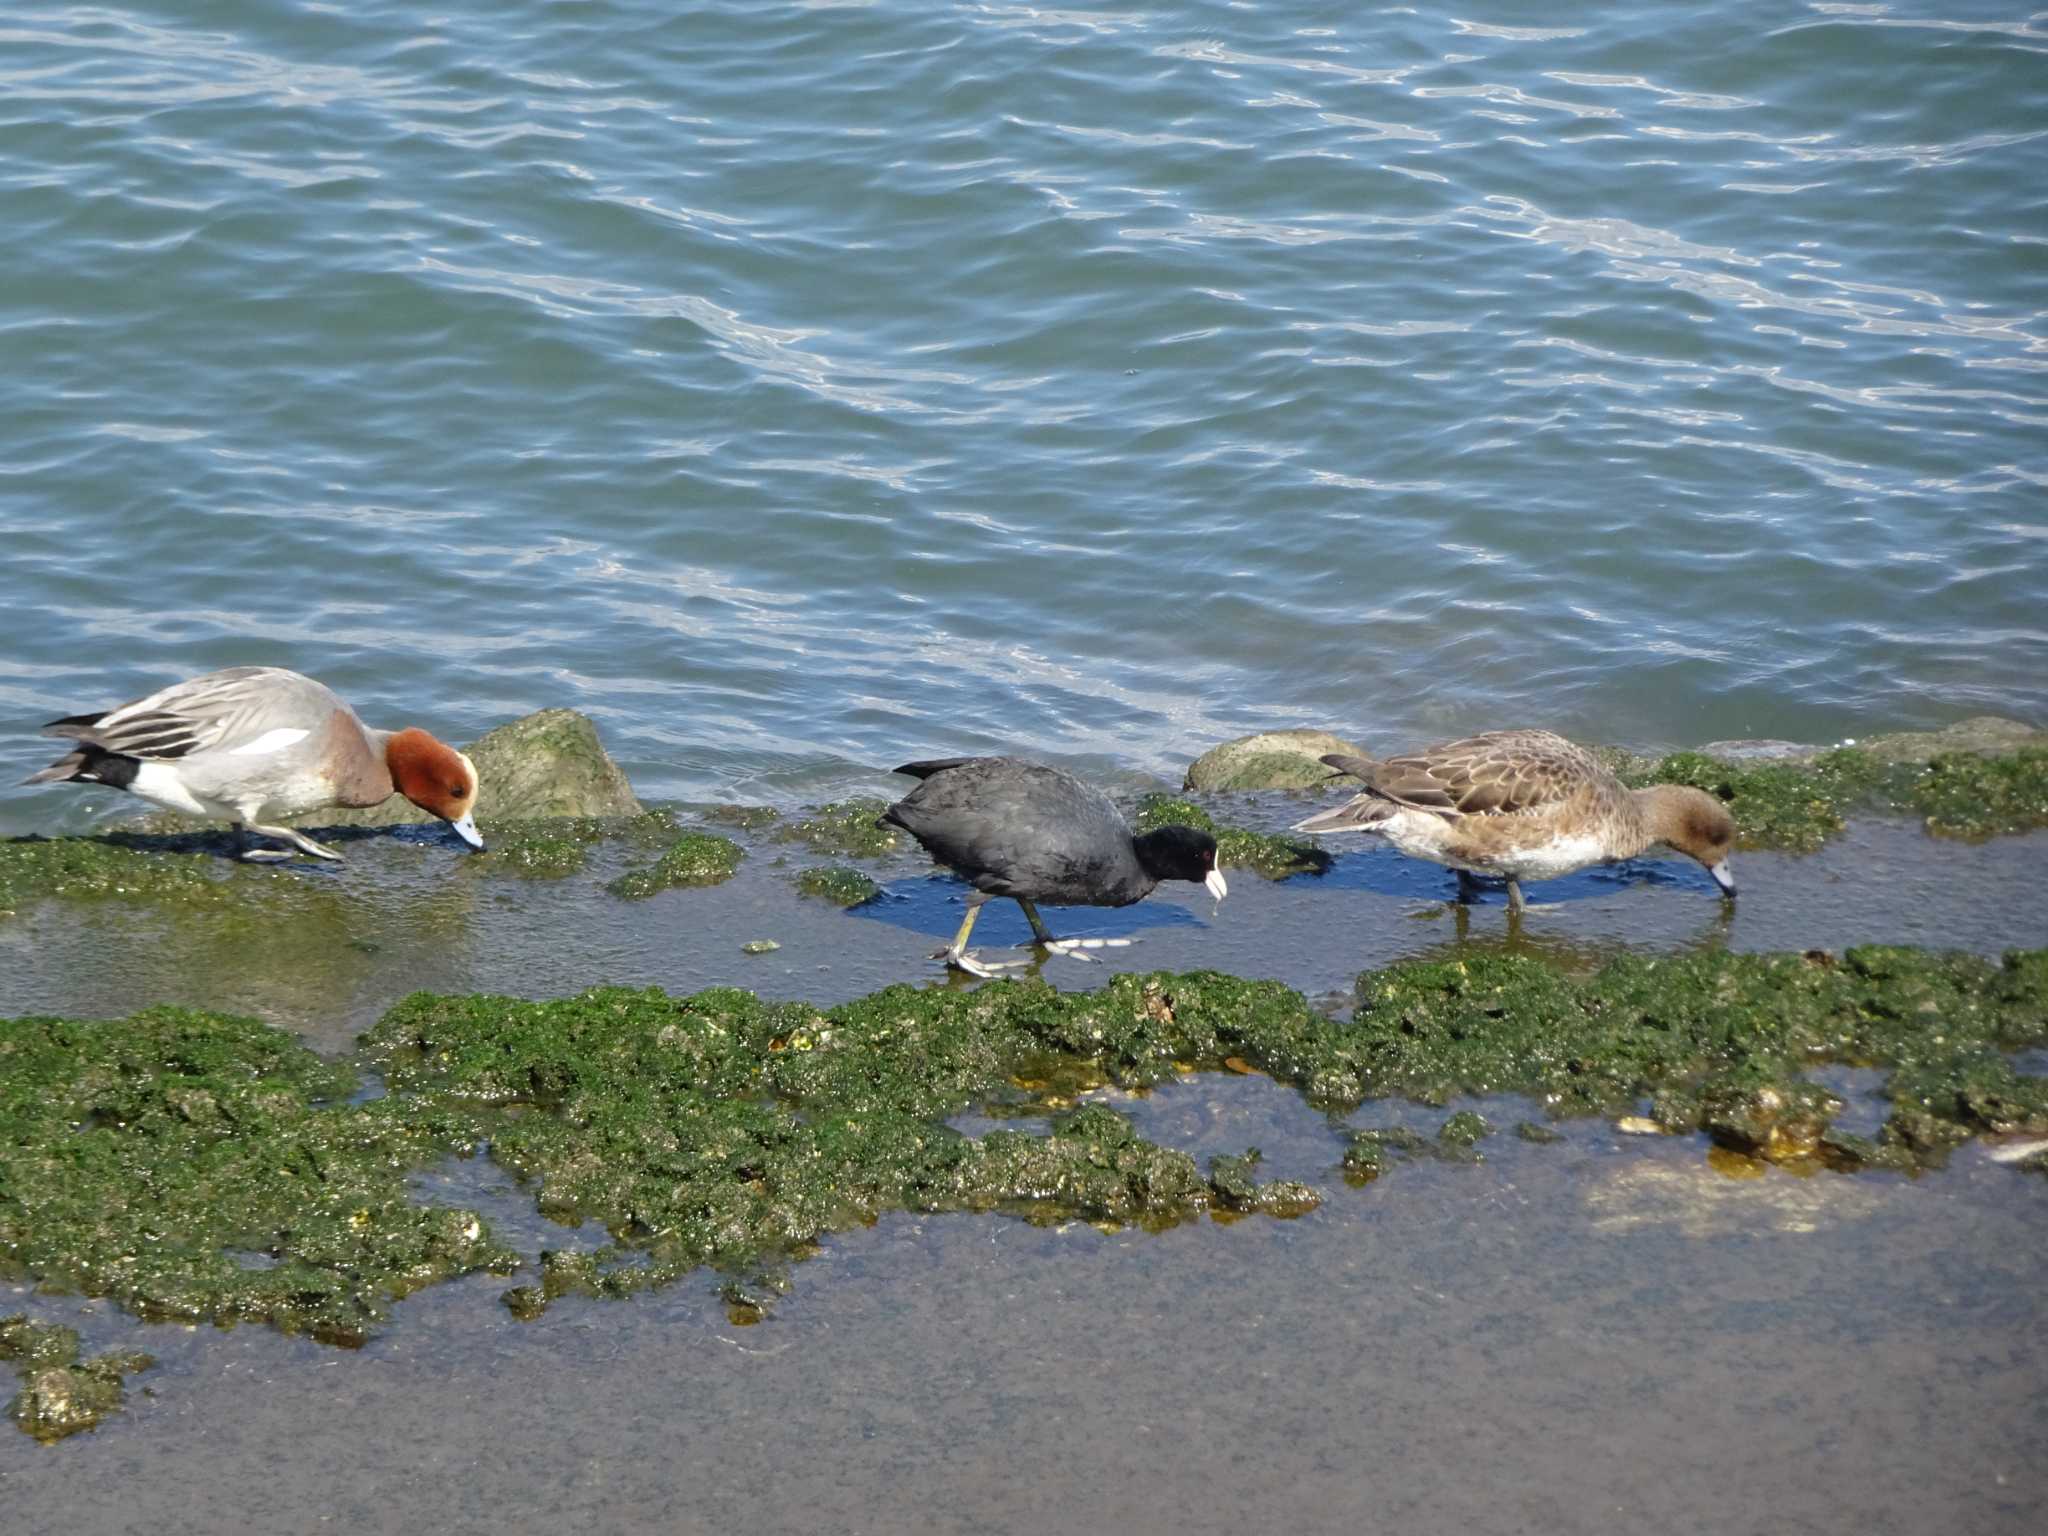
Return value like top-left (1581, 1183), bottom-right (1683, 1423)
top-left (880, 756), bottom-right (1226, 975)
top-left (883, 757), bottom-right (1159, 906)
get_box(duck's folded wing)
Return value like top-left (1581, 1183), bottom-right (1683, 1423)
top-left (1380, 732), bottom-right (1587, 818)
top-left (41, 666), bottom-right (323, 761)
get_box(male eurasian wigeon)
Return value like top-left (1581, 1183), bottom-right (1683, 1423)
top-left (23, 666), bottom-right (483, 860)
top-left (880, 756), bottom-right (1226, 976)
top-left (1293, 729), bottom-right (1735, 912)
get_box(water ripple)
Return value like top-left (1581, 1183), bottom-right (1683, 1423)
top-left (2, 0), bottom-right (2044, 827)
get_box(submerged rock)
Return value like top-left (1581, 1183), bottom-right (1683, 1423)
top-left (794, 866), bottom-right (881, 906)
top-left (1184, 729), bottom-right (1370, 792)
top-left (773, 799), bottom-right (901, 859)
top-left (607, 832), bottom-right (744, 898)
top-left (0, 1319), bottom-right (156, 1443)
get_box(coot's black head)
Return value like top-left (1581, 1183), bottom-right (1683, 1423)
top-left (1132, 824), bottom-right (1228, 900)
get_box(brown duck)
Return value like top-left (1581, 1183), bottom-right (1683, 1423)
top-left (1292, 729), bottom-right (1736, 911)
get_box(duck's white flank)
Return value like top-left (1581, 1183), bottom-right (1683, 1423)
top-left (1377, 809), bottom-right (1609, 881)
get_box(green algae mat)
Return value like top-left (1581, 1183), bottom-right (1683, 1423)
top-left (6, 945), bottom-right (2047, 1437)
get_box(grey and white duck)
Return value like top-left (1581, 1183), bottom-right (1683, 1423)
top-left (24, 665), bottom-right (483, 859)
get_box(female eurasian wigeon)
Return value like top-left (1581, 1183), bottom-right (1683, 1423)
top-left (23, 666), bottom-right (482, 860)
top-left (1292, 729), bottom-right (1735, 912)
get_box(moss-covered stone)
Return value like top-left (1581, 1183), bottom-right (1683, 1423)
top-left (1618, 748), bottom-right (1892, 853)
top-left (1184, 730), bottom-right (1372, 792)
top-left (0, 835), bottom-right (229, 917)
top-left (1, 1318), bottom-right (155, 1443)
top-left (775, 799), bottom-right (901, 859)
top-left (1619, 743), bottom-right (2048, 851)
top-left (794, 866), bottom-right (881, 906)
top-left (1910, 749), bottom-right (2048, 840)
top-left (1439, 1111), bottom-right (1495, 1151)
top-left (1207, 1149), bottom-right (1321, 1217)
top-left (1133, 795), bottom-right (1330, 879)
top-left (606, 832), bottom-right (744, 899)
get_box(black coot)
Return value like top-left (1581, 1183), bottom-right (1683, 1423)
top-left (879, 756), bottom-right (1228, 976)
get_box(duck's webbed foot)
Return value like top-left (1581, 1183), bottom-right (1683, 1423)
top-left (243, 821), bottom-right (346, 861)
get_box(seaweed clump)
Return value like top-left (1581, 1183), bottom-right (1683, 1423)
top-left (1911, 748), bottom-right (2048, 840)
top-left (795, 866), bottom-right (881, 906)
top-left (362, 979), bottom-right (1323, 1319)
top-left (0, 1007), bottom-right (514, 1352)
top-left (607, 831), bottom-right (744, 898)
top-left (1621, 749), bottom-right (1892, 853)
top-left (0, 1317), bottom-right (155, 1443)
top-left (1345, 947), bottom-right (2048, 1165)
top-left (1133, 794), bottom-right (1329, 879)
top-left (482, 809), bottom-right (685, 880)
top-left (775, 799), bottom-right (901, 859)
top-left (1624, 744), bottom-right (2048, 850)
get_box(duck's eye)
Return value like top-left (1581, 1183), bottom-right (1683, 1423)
top-left (449, 785), bottom-right (468, 799)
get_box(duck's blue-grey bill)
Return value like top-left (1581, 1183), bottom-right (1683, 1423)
top-left (449, 813), bottom-right (485, 851)
top-left (1708, 859), bottom-right (1735, 896)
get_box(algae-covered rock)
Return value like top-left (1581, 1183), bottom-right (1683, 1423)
top-left (795, 866), bottom-right (881, 906)
top-left (1622, 724), bottom-right (2048, 851)
top-left (1858, 716), bottom-right (2048, 764)
top-left (0, 836), bottom-right (228, 917)
top-left (1, 1319), bottom-right (156, 1443)
top-left (606, 832), bottom-right (744, 898)
top-left (1184, 729), bottom-right (1371, 792)
top-left (1133, 794), bottom-right (1330, 879)
top-left (1206, 1149), bottom-right (1321, 1217)
top-left (1910, 749), bottom-right (2048, 840)
top-left (775, 799), bottom-right (900, 859)
top-left (1618, 747), bottom-right (1890, 853)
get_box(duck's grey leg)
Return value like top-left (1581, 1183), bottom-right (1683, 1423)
top-left (232, 821), bottom-right (297, 862)
top-left (1505, 878), bottom-right (1527, 913)
top-left (244, 821), bottom-right (346, 861)
top-left (1018, 897), bottom-right (1134, 963)
top-left (938, 895), bottom-right (1028, 978)
top-left (1456, 870), bottom-right (1483, 905)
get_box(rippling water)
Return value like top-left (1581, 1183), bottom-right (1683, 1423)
top-left (3, 1), bottom-right (2044, 829)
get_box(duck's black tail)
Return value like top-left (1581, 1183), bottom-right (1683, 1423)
top-left (891, 757), bottom-right (975, 780)
top-left (22, 742), bottom-right (139, 789)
